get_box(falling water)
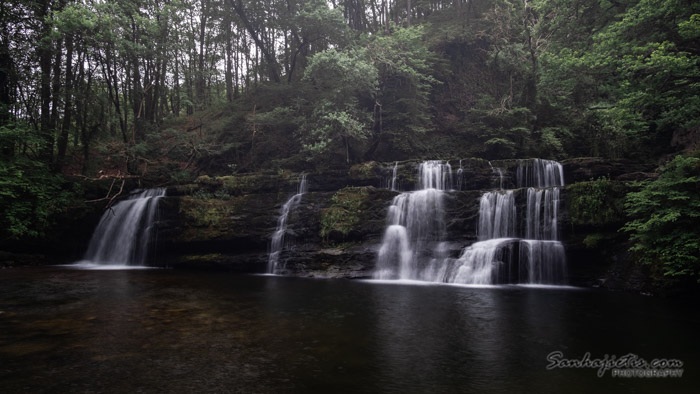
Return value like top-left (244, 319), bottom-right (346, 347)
top-left (525, 187), bottom-right (560, 240)
top-left (456, 160), bottom-right (464, 191)
top-left (268, 175), bottom-right (308, 274)
top-left (517, 159), bottom-right (564, 188)
top-left (375, 159), bottom-right (567, 285)
top-left (449, 159), bottom-right (566, 285)
top-left (477, 191), bottom-right (516, 240)
top-left (375, 161), bottom-right (451, 280)
top-left (519, 240), bottom-right (567, 284)
top-left (390, 162), bottom-right (399, 191)
top-left (445, 238), bottom-right (516, 284)
top-left (81, 189), bottom-right (165, 266)
top-left (488, 161), bottom-right (505, 190)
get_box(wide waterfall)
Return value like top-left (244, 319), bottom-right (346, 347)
top-left (517, 158), bottom-right (564, 188)
top-left (81, 189), bottom-right (165, 266)
top-left (375, 159), bottom-right (567, 285)
top-left (454, 159), bottom-right (566, 285)
top-left (374, 161), bottom-right (451, 280)
top-left (268, 175), bottom-right (308, 274)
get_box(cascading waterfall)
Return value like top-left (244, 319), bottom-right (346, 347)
top-left (517, 158), bottom-right (564, 188)
top-left (519, 240), bottom-right (567, 284)
top-left (477, 191), bottom-right (516, 240)
top-left (443, 238), bottom-right (516, 285)
top-left (375, 161), bottom-right (451, 280)
top-left (268, 175), bottom-right (308, 274)
top-left (81, 189), bottom-right (165, 266)
top-left (452, 159), bottom-right (566, 285)
top-left (390, 162), bottom-right (399, 191)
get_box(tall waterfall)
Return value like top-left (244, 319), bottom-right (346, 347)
top-left (268, 175), bottom-right (308, 274)
top-left (374, 161), bottom-right (451, 280)
top-left (477, 190), bottom-right (516, 240)
top-left (453, 159), bottom-right (566, 285)
top-left (81, 189), bottom-right (165, 266)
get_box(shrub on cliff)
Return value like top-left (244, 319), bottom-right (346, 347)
top-left (622, 154), bottom-right (700, 281)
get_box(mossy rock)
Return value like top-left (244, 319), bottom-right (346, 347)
top-left (349, 161), bottom-right (382, 180)
top-left (320, 186), bottom-right (394, 244)
top-left (178, 196), bottom-right (242, 241)
top-left (566, 177), bottom-right (627, 227)
top-left (177, 172), bottom-right (303, 196)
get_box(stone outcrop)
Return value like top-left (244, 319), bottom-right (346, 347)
top-left (0, 156), bottom-right (665, 293)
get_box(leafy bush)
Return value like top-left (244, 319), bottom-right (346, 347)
top-left (622, 155), bottom-right (700, 280)
top-left (0, 158), bottom-right (77, 239)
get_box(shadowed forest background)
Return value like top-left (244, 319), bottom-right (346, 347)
top-left (1, 0), bottom-right (699, 286)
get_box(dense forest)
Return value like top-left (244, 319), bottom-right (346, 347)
top-left (1, 0), bottom-right (698, 285)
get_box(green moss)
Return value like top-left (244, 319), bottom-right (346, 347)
top-left (320, 187), bottom-right (370, 241)
top-left (583, 233), bottom-right (605, 248)
top-left (180, 253), bottom-right (226, 262)
top-left (192, 172), bottom-right (299, 195)
top-left (349, 161), bottom-right (380, 179)
top-left (566, 177), bottom-right (626, 227)
top-left (178, 197), bottom-right (243, 241)
top-left (180, 197), bottom-right (236, 227)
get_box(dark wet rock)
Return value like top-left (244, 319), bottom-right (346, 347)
top-left (562, 157), bottom-right (655, 183)
top-left (0, 156), bottom-right (672, 294)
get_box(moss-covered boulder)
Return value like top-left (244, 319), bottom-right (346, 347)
top-left (320, 186), bottom-right (395, 244)
top-left (565, 177), bottom-right (627, 228)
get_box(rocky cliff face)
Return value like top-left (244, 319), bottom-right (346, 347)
top-left (0, 157), bottom-right (662, 293)
top-left (147, 157), bottom-right (657, 292)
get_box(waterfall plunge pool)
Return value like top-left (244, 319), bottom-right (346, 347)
top-left (1, 266), bottom-right (698, 393)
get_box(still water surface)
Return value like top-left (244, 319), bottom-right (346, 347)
top-left (0, 267), bottom-right (697, 393)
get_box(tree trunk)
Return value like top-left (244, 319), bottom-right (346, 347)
top-left (224, 12), bottom-right (234, 102)
top-left (36, 0), bottom-right (54, 164)
top-left (55, 33), bottom-right (74, 172)
top-left (407, 0), bottom-right (411, 27)
top-left (228, 0), bottom-right (281, 83)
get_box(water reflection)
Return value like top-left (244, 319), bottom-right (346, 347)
top-left (0, 268), bottom-right (698, 393)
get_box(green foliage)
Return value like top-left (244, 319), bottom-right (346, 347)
top-left (622, 155), bottom-right (700, 280)
top-left (320, 187), bottom-right (368, 241)
top-left (567, 177), bottom-right (626, 227)
top-left (368, 26), bottom-right (440, 134)
top-left (179, 197), bottom-right (235, 229)
top-left (583, 233), bottom-right (606, 249)
top-left (300, 48), bottom-right (377, 160)
top-left (0, 158), bottom-right (77, 239)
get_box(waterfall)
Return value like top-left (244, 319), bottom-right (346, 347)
top-left (81, 189), bottom-right (165, 266)
top-left (446, 238), bottom-right (516, 285)
top-left (374, 161), bottom-right (450, 280)
top-left (516, 159), bottom-right (564, 188)
top-left (525, 187), bottom-right (560, 241)
top-left (268, 175), bottom-right (308, 274)
top-left (519, 240), bottom-right (567, 284)
top-left (449, 159), bottom-right (567, 285)
top-left (488, 161), bottom-right (504, 190)
top-left (456, 160), bottom-right (463, 191)
top-left (477, 191), bottom-right (516, 241)
top-left (390, 161), bottom-right (399, 191)
top-left (374, 158), bottom-right (567, 285)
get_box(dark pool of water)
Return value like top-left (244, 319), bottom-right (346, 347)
top-left (0, 267), bottom-right (698, 393)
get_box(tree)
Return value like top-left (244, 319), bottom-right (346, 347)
top-left (302, 47), bottom-right (377, 163)
top-left (623, 154), bottom-right (700, 281)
